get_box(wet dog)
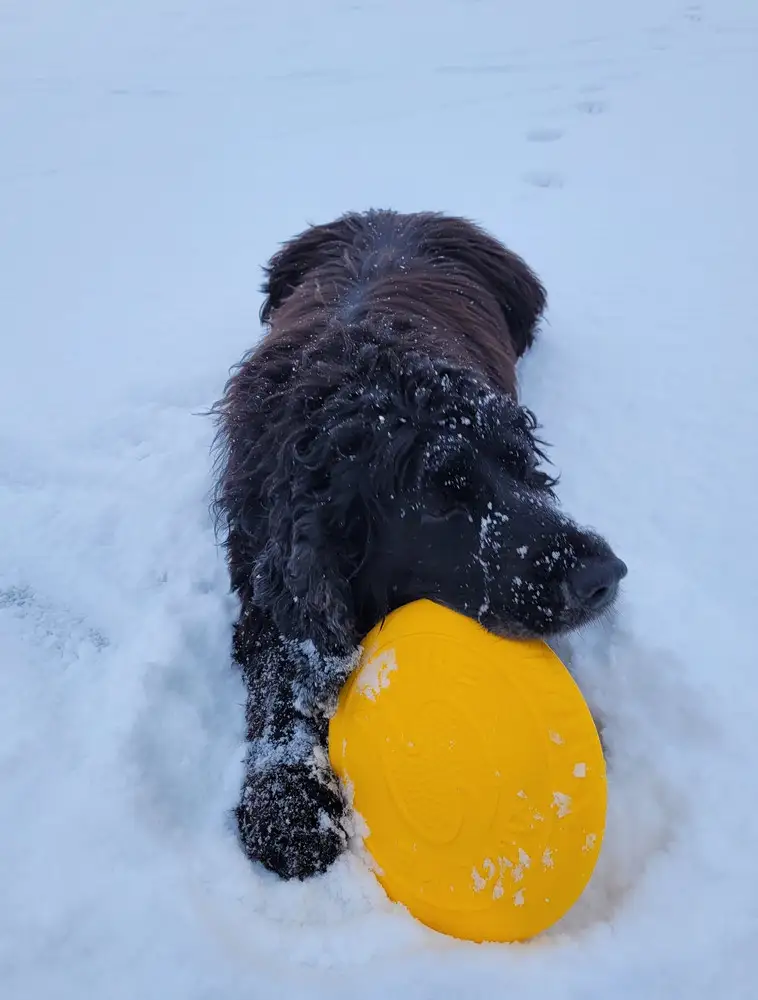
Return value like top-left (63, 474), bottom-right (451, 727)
top-left (211, 209), bottom-right (626, 879)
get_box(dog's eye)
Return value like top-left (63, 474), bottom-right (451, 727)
top-left (426, 461), bottom-right (479, 514)
top-left (500, 444), bottom-right (532, 481)
top-left (515, 456), bottom-right (552, 491)
top-left (514, 451), bottom-right (557, 492)
top-left (526, 466), bottom-right (558, 492)
top-left (500, 438), bottom-right (545, 485)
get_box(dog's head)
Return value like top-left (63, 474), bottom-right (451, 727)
top-left (249, 346), bottom-right (626, 657)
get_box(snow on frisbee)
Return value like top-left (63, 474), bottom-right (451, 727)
top-left (329, 599), bottom-right (607, 943)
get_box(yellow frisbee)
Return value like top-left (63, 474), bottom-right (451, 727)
top-left (328, 599), bottom-right (606, 943)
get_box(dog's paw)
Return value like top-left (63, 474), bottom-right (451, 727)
top-left (236, 761), bottom-right (348, 880)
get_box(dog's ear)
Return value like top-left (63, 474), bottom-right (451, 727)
top-left (251, 455), bottom-right (359, 657)
top-left (248, 355), bottom-right (430, 657)
top-left (253, 505), bottom-right (357, 659)
top-left (418, 214), bottom-right (547, 358)
top-left (260, 214), bottom-right (361, 324)
top-left (249, 378), bottom-right (384, 657)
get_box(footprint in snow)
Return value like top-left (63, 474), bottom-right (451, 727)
top-left (522, 170), bottom-right (565, 190)
top-left (525, 126), bottom-right (564, 143)
top-left (575, 98), bottom-right (608, 115)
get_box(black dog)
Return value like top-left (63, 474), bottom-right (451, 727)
top-left (211, 209), bottom-right (626, 880)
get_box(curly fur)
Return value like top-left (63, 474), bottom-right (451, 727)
top-left (211, 209), bottom-right (626, 880)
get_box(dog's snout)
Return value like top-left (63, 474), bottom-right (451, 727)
top-left (566, 556), bottom-right (627, 612)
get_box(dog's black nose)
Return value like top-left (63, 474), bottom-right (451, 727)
top-left (567, 556), bottom-right (627, 612)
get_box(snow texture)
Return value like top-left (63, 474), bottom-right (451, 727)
top-left (355, 647), bottom-right (399, 702)
top-left (1, 0), bottom-right (758, 997)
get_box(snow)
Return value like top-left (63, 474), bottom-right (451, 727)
top-left (355, 647), bottom-right (399, 702)
top-left (1, 0), bottom-right (757, 997)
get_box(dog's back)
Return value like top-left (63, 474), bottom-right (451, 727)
top-left (255, 209), bottom-right (547, 398)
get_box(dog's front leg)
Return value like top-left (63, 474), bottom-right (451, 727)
top-left (234, 621), bottom-right (353, 880)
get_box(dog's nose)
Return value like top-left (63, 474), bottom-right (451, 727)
top-left (566, 556), bottom-right (627, 613)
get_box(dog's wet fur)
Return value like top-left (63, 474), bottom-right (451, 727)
top-left (211, 209), bottom-right (626, 879)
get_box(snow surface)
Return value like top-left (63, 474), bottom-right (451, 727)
top-left (2, 0), bottom-right (758, 996)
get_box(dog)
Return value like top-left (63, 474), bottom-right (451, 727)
top-left (211, 209), bottom-right (627, 880)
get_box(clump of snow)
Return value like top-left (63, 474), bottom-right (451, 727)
top-left (472, 865), bottom-right (489, 893)
top-left (355, 647), bottom-right (399, 701)
top-left (2, 0), bottom-right (758, 997)
top-left (551, 791), bottom-right (573, 818)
